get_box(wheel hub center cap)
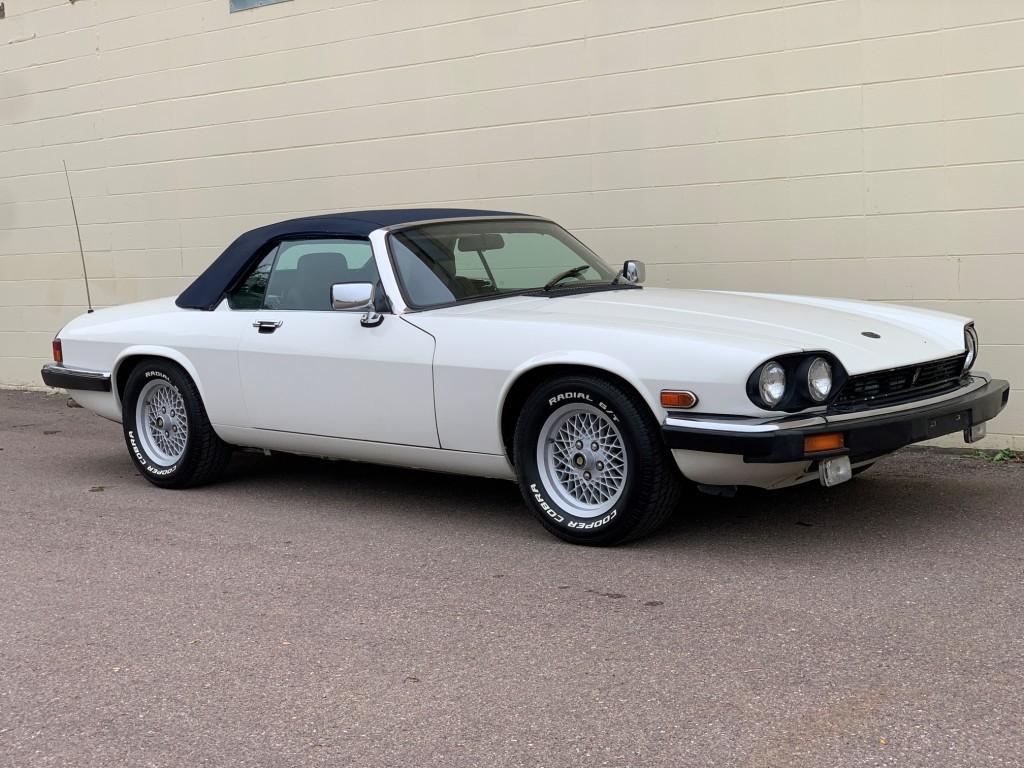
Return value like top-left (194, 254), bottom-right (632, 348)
top-left (573, 449), bottom-right (600, 471)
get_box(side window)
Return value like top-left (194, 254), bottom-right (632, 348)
top-left (227, 247), bottom-right (277, 309)
top-left (228, 238), bottom-right (378, 311)
top-left (390, 238), bottom-right (458, 307)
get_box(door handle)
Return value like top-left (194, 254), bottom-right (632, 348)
top-left (252, 320), bottom-right (283, 333)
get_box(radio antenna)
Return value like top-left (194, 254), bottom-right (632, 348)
top-left (62, 160), bottom-right (93, 313)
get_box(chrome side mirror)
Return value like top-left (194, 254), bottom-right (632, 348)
top-left (331, 282), bottom-right (384, 327)
top-left (620, 260), bottom-right (646, 284)
top-left (331, 282), bottom-right (374, 310)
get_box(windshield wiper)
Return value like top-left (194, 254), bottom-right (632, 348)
top-left (543, 265), bottom-right (590, 291)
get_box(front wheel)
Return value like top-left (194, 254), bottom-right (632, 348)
top-left (513, 375), bottom-right (682, 545)
top-left (122, 359), bottom-right (231, 488)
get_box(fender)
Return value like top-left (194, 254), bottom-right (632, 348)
top-left (495, 350), bottom-right (661, 449)
top-left (112, 345), bottom-right (207, 412)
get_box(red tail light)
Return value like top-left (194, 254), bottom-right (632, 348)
top-left (52, 338), bottom-right (63, 364)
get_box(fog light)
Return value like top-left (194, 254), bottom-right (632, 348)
top-left (819, 456), bottom-right (853, 487)
top-left (964, 422), bottom-right (987, 444)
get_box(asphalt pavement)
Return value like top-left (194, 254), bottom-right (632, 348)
top-left (1, 388), bottom-right (1022, 767)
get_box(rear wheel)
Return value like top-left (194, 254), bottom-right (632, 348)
top-left (513, 375), bottom-right (682, 545)
top-left (121, 359), bottom-right (231, 488)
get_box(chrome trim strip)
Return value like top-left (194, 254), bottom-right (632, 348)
top-left (664, 374), bottom-right (991, 434)
top-left (47, 364), bottom-right (111, 379)
top-left (664, 415), bottom-right (827, 433)
top-left (368, 227), bottom-right (409, 314)
top-left (377, 214), bottom-right (548, 234)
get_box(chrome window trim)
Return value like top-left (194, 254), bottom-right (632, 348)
top-left (378, 215), bottom-right (549, 234)
top-left (369, 227), bottom-right (409, 314)
top-left (665, 373), bottom-right (991, 434)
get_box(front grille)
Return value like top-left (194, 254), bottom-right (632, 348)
top-left (830, 354), bottom-right (968, 411)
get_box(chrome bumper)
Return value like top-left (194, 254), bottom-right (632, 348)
top-left (662, 374), bottom-right (1010, 463)
top-left (40, 364), bottom-right (112, 392)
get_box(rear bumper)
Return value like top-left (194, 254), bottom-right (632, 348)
top-left (40, 364), bottom-right (112, 392)
top-left (662, 375), bottom-right (1010, 464)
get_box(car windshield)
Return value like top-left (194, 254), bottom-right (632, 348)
top-left (387, 219), bottom-right (617, 309)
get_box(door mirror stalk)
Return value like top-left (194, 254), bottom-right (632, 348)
top-left (332, 282), bottom-right (384, 327)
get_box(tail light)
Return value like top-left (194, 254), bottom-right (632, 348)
top-left (52, 338), bottom-right (63, 364)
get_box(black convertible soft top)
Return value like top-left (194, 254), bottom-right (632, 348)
top-left (175, 207), bottom-right (525, 310)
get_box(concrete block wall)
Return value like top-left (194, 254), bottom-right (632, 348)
top-left (1, 0), bottom-right (1021, 446)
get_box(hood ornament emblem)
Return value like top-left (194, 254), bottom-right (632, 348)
top-left (861, 331), bottom-right (881, 339)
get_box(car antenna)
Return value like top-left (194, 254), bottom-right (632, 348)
top-left (62, 159), bottom-right (93, 313)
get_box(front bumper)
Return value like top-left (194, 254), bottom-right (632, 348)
top-left (662, 375), bottom-right (1010, 464)
top-left (40, 363), bottom-right (112, 392)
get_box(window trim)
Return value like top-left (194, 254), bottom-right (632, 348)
top-left (224, 235), bottom-right (384, 312)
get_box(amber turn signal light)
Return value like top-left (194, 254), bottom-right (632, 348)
top-left (661, 390), bottom-right (698, 409)
top-left (52, 338), bottom-right (63, 364)
top-left (804, 432), bottom-right (844, 453)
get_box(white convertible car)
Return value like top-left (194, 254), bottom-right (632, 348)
top-left (43, 209), bottom-right (1009, 544)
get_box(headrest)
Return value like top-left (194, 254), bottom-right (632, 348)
top-left (296, 251), bottom-right (348, 272)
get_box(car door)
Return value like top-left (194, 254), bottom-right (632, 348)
top-left (229, 237), bottom-right (439, 447)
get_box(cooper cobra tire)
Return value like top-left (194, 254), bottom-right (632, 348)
top-left (121, 359), bottom-right (231, 489)
top-left (513, 374), bottom-right (682, 545)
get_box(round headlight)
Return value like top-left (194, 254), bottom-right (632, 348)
top-left (807, 357), bottom-right (833, 402)
top-left (758, 361), bottom-right (787, 407)
top-left (964, 324), bottom-right (979, 371)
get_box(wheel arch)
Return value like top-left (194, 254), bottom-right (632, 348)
top-left (498, 357), bottom-right (659, 465)
top-left (113, 346), bottom-right (205, 410)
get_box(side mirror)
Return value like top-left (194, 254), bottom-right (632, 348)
top-left (620, 260), bottom-right (646, 284)
top-left (332, 282), bottom-right (374, 311)
top-left (332, 282), bottom-right (384, 327)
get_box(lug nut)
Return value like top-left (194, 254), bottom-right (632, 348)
top-left (583, 471), bottom-right (592, 481)
top-left (591, 441), bottom-right (599, 451)
top-left (575, 440), bottom-right (583, 449)
top-left (596, 461), bottom-right (604, 471)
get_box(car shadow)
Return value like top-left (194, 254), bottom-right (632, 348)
top-left (220, 449), bottom-right (531, 533)
top-left (206, 450), bottom-right (1002, 560)
top-left (649, 454), bottom-right (1012, 562)
top-left (62, 415), bottom-right (1005, 558)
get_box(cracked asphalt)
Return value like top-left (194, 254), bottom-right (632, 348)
top-left (1, 388), bottom-right (1022, 767)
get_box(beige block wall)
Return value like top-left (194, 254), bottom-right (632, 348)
top-left (1, 0), bottom-right (1021, 447)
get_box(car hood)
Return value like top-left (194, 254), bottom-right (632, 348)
top-left (428, 288), bottom-right (969, 375)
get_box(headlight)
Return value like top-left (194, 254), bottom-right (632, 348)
top-left (807, 357), bottom-right (833, 402)
top-left (758, 361), bottom-right (787, 407)
top-left (964, 324), bottom-right (979, 371)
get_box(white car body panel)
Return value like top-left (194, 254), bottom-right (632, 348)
top-left (49, 217), bottom-right (985, 491)
top-left (404, 287), bottom-right (968, 456)
top-left (236, 310), bottom-right (437, 446)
